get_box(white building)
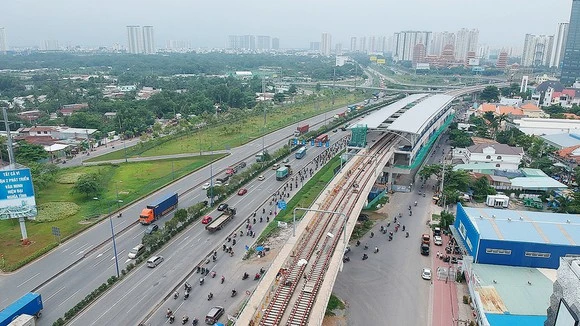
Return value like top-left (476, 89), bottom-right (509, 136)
top-left (457, 143), bottom-right (524, 170)
top-left (0, 27), bottom-right (7, 54)
top-left (127, 25), bottom-right (142, 54)
top-left (522, 34), bottom-right (554, 67)
top-left (393, 31), bottom-right (431, 61)
top-left (551, 22), bottom-right (569, 68)
top-left (142, 26), bottom-right (155, 54)
top-left (454, 28), bottom-right (479, 61)
top-left (256, 36), bottom-right (271, 50)
top-left (321, 33), bottom-right (332, 56)
top-left (513, 118), bottom-right (580, 135)
top-left (350, 37), bottom-right (357, 51)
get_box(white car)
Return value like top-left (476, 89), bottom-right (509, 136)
top-left (258, 175), bottom-right (265, 181)
top-left (202, 182), bottom-right (211, 190)
top-left (421, 268), bottom-right (432, 280)
top-left (434, 236), bottom-right (443, 246)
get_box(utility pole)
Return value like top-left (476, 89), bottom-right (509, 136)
top-left (332, 67), bottom-right (336, 106)
top-left (440, 151), bottom-right (447, 210)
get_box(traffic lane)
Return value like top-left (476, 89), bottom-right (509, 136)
top-left (432, 232), bottom-right (458, 326)
top-left (70, 141), bottom-right (343, 325)
top-left (333, 191), bottom-right (431, 326)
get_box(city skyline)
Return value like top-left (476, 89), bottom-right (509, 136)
top-left (0, 0), bottom-right (573, 50)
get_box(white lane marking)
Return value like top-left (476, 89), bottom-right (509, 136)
top-left (45, 286), bottom-right (66, 302)
top-left (17, 273), bottom-right (40, 288)
top-left (96, 253), bottom-right (103, 258)
top-left (58, 287), bottom-right (83, 308)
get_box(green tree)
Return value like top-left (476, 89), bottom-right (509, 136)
top-left (73, 173), bottom-right (103, 198)
top-left (15, 141), bottom-right (49, 164)
top-left (174, 208), bottom-right (188, 223)
top-left (471, 177), bottom-right (496, 202)
top-left (273, 93), bottom-right (285, 103)
top-left (65, 111), bottom-right (104, 130)
top-left (480, 86), bottom-right (499, 102)
top-left (439, 211), bottom-right (455, 229)
top-left (288, 85), bottom-right (298, 94)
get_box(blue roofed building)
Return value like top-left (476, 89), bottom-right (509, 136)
top-left (452, 203), bottom-right (580, 269)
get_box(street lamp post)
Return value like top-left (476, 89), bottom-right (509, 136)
top-left (209, 146), bottom-right (214, 207)
top-left (93, 197), bottom-right (120, 278)
top-left (293, 208), bottom-right (347, 245)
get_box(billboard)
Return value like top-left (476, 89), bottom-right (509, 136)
top-left (415, 63), bottom-right (430, 70)
top-left (376, 59), bottom-right (386, 64)
top-left (0, 168), bottom-right (37, 220)
top-left (468, 58), bottom-right (480, 66)
top-left (369, 56), bottom-right (377, 62)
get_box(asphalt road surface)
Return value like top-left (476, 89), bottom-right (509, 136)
top-left (69, 135), bottom-right (351, 326)
top-left (4, 98), bottom-right (382, 324)
top-left (332, 133), bottom-right (450, 326)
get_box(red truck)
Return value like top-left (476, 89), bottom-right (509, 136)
top-left (294, 124), bottom-right (309, 136)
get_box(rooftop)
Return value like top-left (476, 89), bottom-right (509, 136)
top-left (353, 93), bottom-right (428, 129)
top-left (471, 263), bottom-right (553, 324)
top-left (461, 205), bottom-right (580, 245)
top-left (509, 176), bottom-right (567, 190)
top-left (453, 163), bottom-right (499, 171)
top-left (541, 133), bottom-right (580, 149)
top-left (387, 94), bottom-right (454, 135)
top-left (467, 143), bottom-right (524, 156)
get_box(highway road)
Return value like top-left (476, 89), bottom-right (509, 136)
top-left (69, 134), bottom-right (351, 326)
top-left (0, 97), bottom-right (390, 324)
top-left (332, 133), bottom-right (450, 325)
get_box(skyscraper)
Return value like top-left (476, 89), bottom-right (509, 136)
top-left (0, 27), bottom-right (6, 54)
top-left (142, 26), bottom-right (155, 54)
top-left (562, 0), bottom-right (580, 85)
top-left (521, 34), bottom-right (554, 67)
top-left (271, 37), bottom-right (280, 50)
top-left (454, 28), bottom-right (478, 61)
top-left (552, 22), bottom-right (569, 67)
top-left (127, 25), bottom-right (142, 54)
top-left (321, 33), bottom-right (332, 56)
top-left (393, 31), bottom-right (431, 61)
top-left (430, 31), bottom-right (455, 56)
top-left (368, 36), bottom-right (376, 53)
top-left (257, 36), bottom-right (271, 50)
top-left (350, 37), bottom-right (357, 51)
top-left (359, 36), bottom-right (366, 53)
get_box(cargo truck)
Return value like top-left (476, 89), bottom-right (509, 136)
top-left (7, 314), bottom-right (34, 326)
top-left (0, 293), bottom-right (43, 326)
top-left (276, 164), bottom-right (292, 181)
top-left (139, 193), bottom-right (178, 225)
top-left (205, 207), bottom-right (236, 232)
top-left (293, 124), bottom-right (309, 137)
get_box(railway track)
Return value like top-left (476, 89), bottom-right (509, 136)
top-left (256, 134), bottom-right (397, 326)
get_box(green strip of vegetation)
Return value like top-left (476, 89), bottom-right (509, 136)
top-left (325, 294), bottom-right (346, 316)
top-left (87, 92), bottom-right (364, 162)
top-left (0, 155), bottom-right (225, 271)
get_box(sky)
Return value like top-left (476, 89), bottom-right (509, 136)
top-left (1, 0), bottom-right (574, 50)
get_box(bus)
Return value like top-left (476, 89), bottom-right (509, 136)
top-left (295, 146), bottom-right (307, 159)
top-left (315, 134), bottom-right (328, 147)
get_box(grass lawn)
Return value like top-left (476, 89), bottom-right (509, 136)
top-left (0, 154), bottom-right (224, 270)
top-left (258, 154), bottom-right (341, 242)
top-left (87, 93), bottom-right (364, 162)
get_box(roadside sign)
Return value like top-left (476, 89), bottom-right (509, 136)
top-left (0, 168), bottom-right (38, 220)
top-left (278, 200), bottom-right (287, 210)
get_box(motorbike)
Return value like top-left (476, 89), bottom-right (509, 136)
top-left (211, 271), bottom-right (216, 278)
top-left (363, 245), bottom-right (368, 250)
top-left (199, 278), bottom-right (204, 286)
top-left (362, 253), bottom-right (368, 260)
top-left (370, 232), bottom-right (374, 238)
top-left (166, 309), bottom-right (173, 318)
top-left (343, 255), bottom-right (350, 262)
top-left (169, 314), bottom-right (175, 324)
top-left (184, 290), bottom-right (190, 300)
top-left (207, 292), bottom-right (213, 301)
top-left (374, 247), bottom-right (379, 253)
top-left (414, 201), bottom-right (417, 206)
top-left (355, 240), bottom-right (361, 247)
top-left (405, 232), bottom-right (409, 238)
top-left (388, 236), bottom-right (393, 241)
top-left (254, 273), bottom-right (261, 280)
top-left (242, 272), bottom-right (249, 280)
top-left (260, 268), bottom-right (265, 274)
top-left (402, 225), bottom-right (406, 231)
top-left (409, 211), bottom-right (412, 216)
top-left (181, 315), bottom-right (189, 325)
top-left (231, 289), bottom-right (238, 297)
top-left (173, 292), bottom-right (179, 299)
top-left (221, 276), bottom-right (225, 284)
top-left (192, 318), bottom-right (199, 326)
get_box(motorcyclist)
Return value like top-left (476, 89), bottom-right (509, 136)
top-left (243, 272), bottom-right (249, 279)
top-left (362, 253), bottom-right (368, 260)
top-left (254, 272), bottom-right (261, 280)
top-left (199, 277), bottom-right (204, 285)
top-left (167, 308), bottom-right (173, 318)
top-left (260, 267), bottom-right (265, 274)
top-left (232, 289), bottom-right (238, 297)
top-left (221, 275), bottom-right (225, 283)
top-left (169, 314), bottom-right (175, 323)
top-left (208, 292), bottom-right (213, 300)
top-left (182, 315), bottom-right (189, 324)
top-left (173, 291), bottom-right (179, 299)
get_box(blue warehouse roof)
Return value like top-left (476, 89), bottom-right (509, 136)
top-left (462, 206), bottom-right (580, 246)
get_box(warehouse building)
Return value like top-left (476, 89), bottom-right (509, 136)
top-left (452, 203), bottom-right (580, 269)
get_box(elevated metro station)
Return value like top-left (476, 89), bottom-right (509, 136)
top-left (347, 93), bottom-right (458, 191)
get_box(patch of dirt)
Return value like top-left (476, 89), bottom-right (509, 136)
top-left (246, 225), bottom-right (294, 263)
top-left (322, 315), bottom-right (348, 326)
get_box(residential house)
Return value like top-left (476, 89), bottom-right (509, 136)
top-left (519, 103), bottom-right (548, 118)
top-left (59, 103), bottom-right (89, 116)
top-left (456, 143), bottom-right (524, 170)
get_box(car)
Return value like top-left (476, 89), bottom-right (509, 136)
top-left (282, 158), bottom-right (290, 163)
top-left (202, 216), bottom-right (213, 224)
top-left (205, 306), bottom-right (225, 324)
top-left (145, 224), bottom-right (159, 235)
top-left (421, 268), bottom-right (432, 280)
top-left (202, 182), bottom-right (211, 190)
top-left (128, 244), bottom-right (145, 259)
top-left (420, 243), bottom-right (430, 256)
top-left (272, 164), bottom-right (280, 170)
top-left (146, 255), bottom-right (164, 268)
top-left (433, 227), bottom-right (442, 236)
top-left (422, 234), bottom-right (431, 245)
top-left (434, 235), bottom-right (443, 246)
top-left (333, 129), bottom-right (338, 132)
top-left (238, 188), bottom-right (248, 196)
top-left (217, 203), bottom-right (228, 211)
top-left (258, 175), bottom-right (265, 181)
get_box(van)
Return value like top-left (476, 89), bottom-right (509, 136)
top-left (205, 306), bottom-right (225, 324)
top-left (146, 255), bottom-right (164, 268)
top-left (128, 244), bottom-right (145, 259)
top-left (272, 164), bottom-right (280, 170)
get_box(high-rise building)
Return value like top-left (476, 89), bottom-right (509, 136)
top-left (310, 42), bottom-right (321, 51)
top-left (368, 36), bottom-right (376, 52)
top-left (562, 0), bottom-right (580, 85)
top-left (377, 36), bottom-right (387, 53)
top-left (271, 37), bottom-right (280, 50)
top-left (335, 43), bottom-right (343, 55)
top-left (521, 34), bottom-right (554, 67)
top-left (142, 26), bottom-right (155, 54)
top-left (127, 25), bottom-right (142, 54)
top-left (454, 28), bottom-right (478, 61)
top-left (257, 36), bottom-right (271, 50)
top-left (430, 31), bottom-right (455, 56)
top-left (552, 22), bottom-right (569, 68)
top-left (393, 31), bottom-right (431, 61)
top-left (412, 43), bottom-right (426, 67)
top-left (350, 37), bottom-right (357, 51)
top-left (227, 35), bottom-right (255, 50)
top-left (228, 35), bottom-right (240, 49)
top-left (41, 40), bottom-right (60, 51)
top-left (359, 36), bottom-right (366, 53)
top-left (0, 27), bottom-right (6, 54)
top-left (321, 33), bottom-right (332, 56)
